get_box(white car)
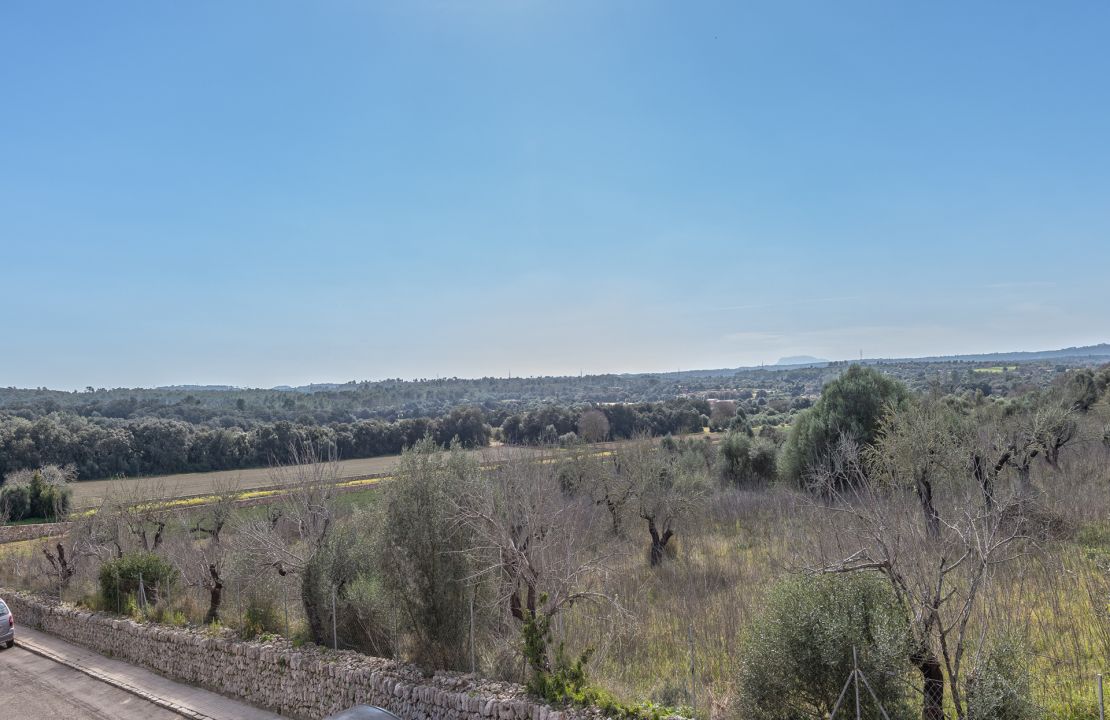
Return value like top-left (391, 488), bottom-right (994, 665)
top-left (0, 599), bottom-right (14, 649)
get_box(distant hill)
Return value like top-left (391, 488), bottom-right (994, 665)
top-left (119, 343), bottom-right (1110, 392)
top-left (877, 343), bottom-right (1110, 364)
top-left (776, 355), bottom-right (829, 366)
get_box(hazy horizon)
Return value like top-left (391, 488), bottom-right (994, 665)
top-left (7, 339), bottom-right (1107, 393)
top-left (4, 3), bottom-right (1109, 390)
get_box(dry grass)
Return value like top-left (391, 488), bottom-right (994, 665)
top-left (68, 454), bottom-right (407, 509)
top-left (556, 435), bottom-right (1110, 719)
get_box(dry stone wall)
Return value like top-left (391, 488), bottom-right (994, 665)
top-left (1, 589), bottom-right (603, 720)
top-left (0, 521), bottom-right (71, 544)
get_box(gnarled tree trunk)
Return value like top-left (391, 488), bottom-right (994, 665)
top-left (647, 517), bottom-right (673, 567)
top-left (915, 652), bottom-right (945, 720)
top-left (204, 564), bottom-right (223, 624)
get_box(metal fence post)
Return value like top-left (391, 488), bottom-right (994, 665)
top-left (688, 622), bottom-right (697, 712)
top-left (1098, 673), bottom-right (1105, 720)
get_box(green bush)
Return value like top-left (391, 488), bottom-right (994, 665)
top-left (98, 552), bottom-right (176, 614)
top-left (522, 609), bottom-right (681, 720)
top-left (778, 366), bottom-right (908, 486)
top-left (0, 484), bottom-right (30, 521)
top-left (965, 635), bottom-right (1038, 720)
top-left (301, 516), bottom-right (392, 655)
top-left (0, 468), bottom-right (72, 522)
top-left (718, 433), bottom-right (778, 486)
top-left (240, 595), bottom-right (283, 640)
top-left (736, 573), bottom-right (914, 720)
top-left (748, 437), bottom-right (778, 483)
top-left (717, 432), bottom-right (752, 486)
top-left (377, 439), bottom-right (477, 669)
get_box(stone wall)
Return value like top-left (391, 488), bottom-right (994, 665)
top-left (0, 521), bottom-right (70, 544)
top-left (1, 590), bottom-right (600, 720)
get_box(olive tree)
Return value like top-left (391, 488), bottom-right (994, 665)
top-left (576, 409), bottom-right (610, 444)
top-left (779, 365), bottom-right (909, 487)
top-left (737, 573), bottom-right (913, 720)
top-left (619, 440), bottom-right (710, 566)
top-left (235, 441), bottom-right (341, 644)
top-left (818, 400), bottom-right (1028, 720)
top-left (377, 438), bottom-right (478, 669)
top-left (452, 450), bottom-right (617, 677)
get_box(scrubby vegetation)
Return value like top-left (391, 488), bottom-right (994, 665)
top-left (0, 465), bottom-right (73, 522)
top-left (0, 357), bottom-right (1097, 480)
top-left (2, 360), bottom-right (1110, 719)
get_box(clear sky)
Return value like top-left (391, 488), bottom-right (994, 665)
top-left (3, 2), bottom-right (1108, 390)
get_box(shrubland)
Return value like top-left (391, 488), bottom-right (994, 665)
top-left (1, 362), bottom-right (1109, 719)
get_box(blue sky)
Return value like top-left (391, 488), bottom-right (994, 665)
top-left (3, 2), bottom-right (1108, 389)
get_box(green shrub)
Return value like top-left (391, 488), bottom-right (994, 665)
top-left (748, 437), bottom-right (778, 483)
top-left (778, 366), bottom-right (908, 486)
top-left (522, 609), bottom-right (681, 720)
top-left (0, 484), bottom-right (30, 521)
top-left (240, 595), bottom-right (283, 640)
top-left (0, 468), bottom-right (72, 521)
top-left (377, 440), bottom-right (477, 668)
top-left (301, 516), bottom-right (392, 654)
top-left (965, 635), bottom-right (1038, 720)
top-left (736, 573), bottom-right (914, 720)
top-left (717, 432), bottom-right (752, 486)
top-left (98, 551), bottom-right (176, 614)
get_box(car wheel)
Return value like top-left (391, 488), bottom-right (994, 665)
top-left (4, 640), bottom-right (12, 649)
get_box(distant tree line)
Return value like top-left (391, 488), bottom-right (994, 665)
top-left (2, 356), bottom-right (1078, 429)
top-left (0, 399), bottom-right (712, 481)
top-left (498, 398), bottom-right (710, 445)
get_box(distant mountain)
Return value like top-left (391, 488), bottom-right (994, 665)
top-left (776, 355), bottom-right (829, 366)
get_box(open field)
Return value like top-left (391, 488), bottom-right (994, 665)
top-left (67, 433), bottom-right (721, 510)
top-left (68, 453), bottom-right (406, 509)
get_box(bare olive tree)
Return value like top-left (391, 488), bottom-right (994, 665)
top-left (815, 400), bottom-right (1027, 720)
top-left (235, 442), bottom-right (339, 577)
top-left (576, 409), bottom-right (610, 444)
top-left (93, 480), bottom-right (178, 556)
top-left (234, 441), bottom-right (340, 641)
top-left (452, 450), bottom-right (618, 675)
top-left (1031, 403), bottom-right (1077, 470)
top-left (568, 449), bottom-right (634, 536)
top-left (167, 479), bottom-right (241, 623)
top-left (618, 440), bottom-right (710, 566)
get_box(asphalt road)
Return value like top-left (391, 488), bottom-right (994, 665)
top-left (0, 644), bottom-right (180, 720)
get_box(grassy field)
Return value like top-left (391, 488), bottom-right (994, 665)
top-left (68, 454), bottom-right (407, 509)
top-left (556, 477), bottom-right (1110, 718)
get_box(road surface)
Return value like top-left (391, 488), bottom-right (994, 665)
top-left (0, 643), bottom-right (179, 719)
top-left (0, 626), bottom-right (281, 720)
